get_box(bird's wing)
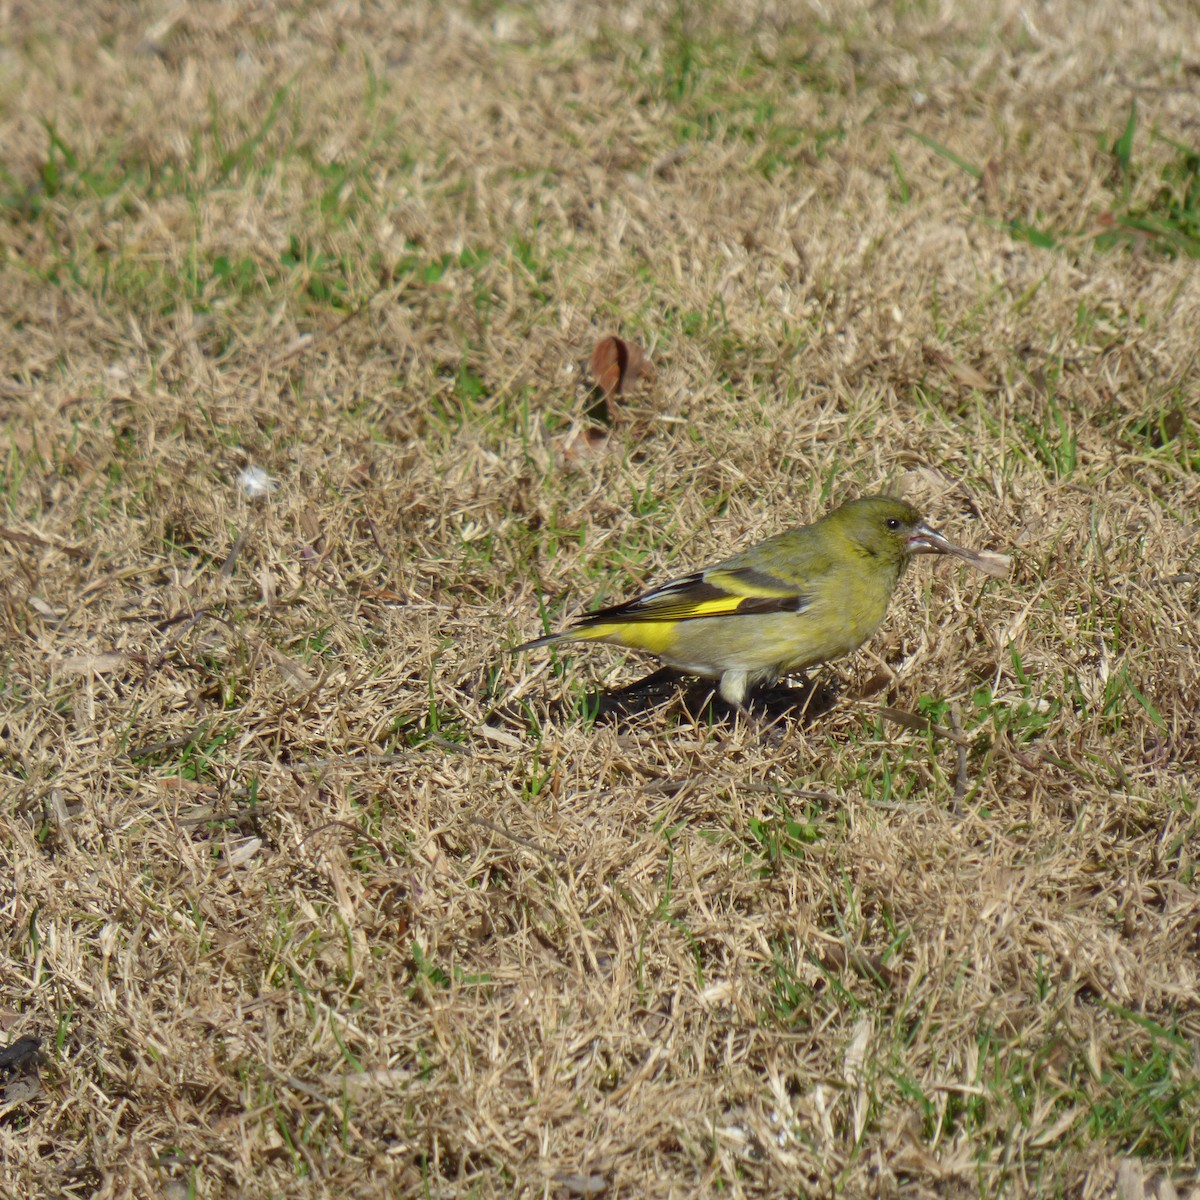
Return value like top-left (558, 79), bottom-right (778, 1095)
top-left (576, 564), bottom-right (811, 625)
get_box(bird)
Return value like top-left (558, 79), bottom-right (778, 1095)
top-left (515, 494), bottom-right (1001, 711)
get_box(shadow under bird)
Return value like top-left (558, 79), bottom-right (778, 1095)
top-left (516, 495), bottom-right (1007, 711)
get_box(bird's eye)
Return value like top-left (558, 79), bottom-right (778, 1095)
top-left (885, 518), bottom-right (901, 530)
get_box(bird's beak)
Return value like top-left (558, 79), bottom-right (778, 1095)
top-left (907, 521), bottom-right (956, 556)
top-left (908, 521), bottom-right (1012, 578)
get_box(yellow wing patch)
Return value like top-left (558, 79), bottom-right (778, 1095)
top-left (572, 568), bottom-right (810, 627)
top-left (567, 620), bottom-right (681, 655)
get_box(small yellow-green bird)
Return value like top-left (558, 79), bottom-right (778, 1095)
top-left (516, 495), bottom-right (1004, 710)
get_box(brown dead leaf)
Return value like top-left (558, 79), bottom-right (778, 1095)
top-left (590, 337), bottom-right (621, 398)
top-left (589, 335), bottom-right (652, 402)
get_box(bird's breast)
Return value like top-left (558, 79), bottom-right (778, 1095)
top-left (782, 561), bottom-right (899, 665)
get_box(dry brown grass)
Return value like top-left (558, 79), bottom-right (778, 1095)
top-left (2, 1), bottom-right (1199, 1196)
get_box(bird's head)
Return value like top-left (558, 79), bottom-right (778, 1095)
top-left (829, 495), bottom-right (963, 566)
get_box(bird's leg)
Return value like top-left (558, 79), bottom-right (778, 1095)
top-left (714, 669), bottom-right (779, 733)
top-left (717, 669), bottom-right (752, 712)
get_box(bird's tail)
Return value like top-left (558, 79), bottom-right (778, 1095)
top-left (512, 631), bottom-right (565, 654)
top-left (514, 623), bottom-right (615, 653)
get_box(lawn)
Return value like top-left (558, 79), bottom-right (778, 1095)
top-left (1, 2), bottom-right (1198, 1196)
